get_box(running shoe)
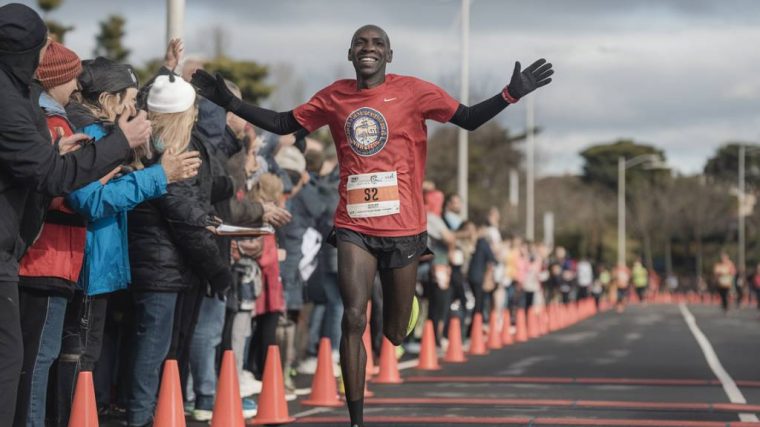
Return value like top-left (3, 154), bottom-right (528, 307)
top-left (192, 395), bottom-right (214, 422)
top-left (406, 295), bottom-right (419, 336)
top-left (192, 408), bottom-right (213, 422)
top-left (239, 370), bottom-right (262, 396)
top-left (297, 356), bottom-right (318, 375)
top-left (242, 397), bottom-right (258, 418)
top-left (284, 374), bottom-right (297, 401)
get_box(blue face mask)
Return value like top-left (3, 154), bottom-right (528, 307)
top-left (151, 136), bottom-right (165, 154)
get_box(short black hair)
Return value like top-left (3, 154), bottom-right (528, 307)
top-left (351, 25), bottom-right (390, 48)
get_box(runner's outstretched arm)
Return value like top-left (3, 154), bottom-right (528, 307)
top-left (191, 69), bottom-right (304, 135)
top-left (450, 58), bottom-right (553, 131)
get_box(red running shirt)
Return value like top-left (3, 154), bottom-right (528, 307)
top-left (293, 74), bottom-right (459, 237)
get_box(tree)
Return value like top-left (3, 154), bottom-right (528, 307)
top-left (704, 142), bottom-right (760, 190)
top-left (37, 0), bottom-right (72, 43)
top-left (535, 176), bottom-right (615, 262)
top-left (94, 15), bottom-right (130, 62)
top-left (580, 139), bottom-right (668, 191)
top-left (38, 0), bottom-right (63, 14)
top-left (203, 56), bottom-right (272, 105)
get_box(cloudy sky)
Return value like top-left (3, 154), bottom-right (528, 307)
top-left (19, 0), bottom-right (760, 176)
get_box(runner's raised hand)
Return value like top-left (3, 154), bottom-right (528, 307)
top-left (503, 58), bottom-right (554, 102)
top-left (191, 69), bottom-right (241, 111)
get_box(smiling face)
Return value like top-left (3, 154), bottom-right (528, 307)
top-left (348, 25), bottom-right (393, 86)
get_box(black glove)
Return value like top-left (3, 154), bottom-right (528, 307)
top-left (205, 283), bottom-right (227, 301)
top-left (206, 269), bottom-right (232, 301)
top-left (190, 69), bottom-right (242, 112)
top-left (504, 58), bottom-right (553, 102)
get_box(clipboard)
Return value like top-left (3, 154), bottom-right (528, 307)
top-left (214, 223), bottom-right (275, 237)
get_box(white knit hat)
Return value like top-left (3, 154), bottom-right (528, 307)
top-left (275, 145), bottom-right (306, 173)
top-left (147, 74), bottom-right (196, 113)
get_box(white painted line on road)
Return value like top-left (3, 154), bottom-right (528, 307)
top-left (293, 406), bottom-right (332, 418)
top-left (398, 358), bottom-right (419, 370)
top-left (679, 303), bottom-right (759, 422)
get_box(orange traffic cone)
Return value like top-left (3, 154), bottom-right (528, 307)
top-left (374, 337), bottom-right (403, 384)
top-left (68, 371), bottom-right (98, 427)
top-left (303, 338), bottom-right (343, 407)
top-left (468, 313), bottom-right (488, 355)
top-left (444, 316), bottom-right (467, 363)
top-left (153, 360), bottom-right (186, 427)
top-left (548, 304), bottom-right (558, 331)
top-left (211, 351), bottom-right (244, 427)
top-left (515, 308), bottom-right (528, 342)
top-left (487, 310), bottom-right (503, 350)
top-left (539, 310), bottom-right (549, 336)
top-left (500, 310), bottom-right (513, 346)
top-left (527, 308), bottom-right (539, 339)
top-left (417, 320), bottom-right (442, 370)
top-left (251, 346), bottom-right (295, 425)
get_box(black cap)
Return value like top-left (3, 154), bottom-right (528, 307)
top-left (79, 57), bottom-right (139, 100)
top-left (0, 3), bottom-right (47, 54)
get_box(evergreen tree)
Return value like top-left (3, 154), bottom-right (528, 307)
top-left (94, 15), bottom-right (130, 62)
top-left (37, 0), bottom-right (72, 43)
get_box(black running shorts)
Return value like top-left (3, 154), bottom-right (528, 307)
top-left (328, 227), bottom-right (430, 270)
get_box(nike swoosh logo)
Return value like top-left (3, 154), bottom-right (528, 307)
top-left (408, 253), bottom-right (415, 259)
top-left (384, 97), bottom-right (397, 102)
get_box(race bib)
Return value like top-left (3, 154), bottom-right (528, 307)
top-left (346, 171), bottom-right (400, 218)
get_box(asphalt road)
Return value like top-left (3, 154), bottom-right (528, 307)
top-left (105, 299), bottom-right (760, 426)
top-left (286, 301), bottom-right (760, 427)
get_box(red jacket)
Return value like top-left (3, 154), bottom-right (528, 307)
top-left (18, 114), bottom-right (87, 293)
top-left (255, 234), bottom-right (285, 316)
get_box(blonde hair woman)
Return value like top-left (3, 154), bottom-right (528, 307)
top-left (126, 71), bottom-right (234, 427)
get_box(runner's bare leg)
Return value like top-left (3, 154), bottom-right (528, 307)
top-left (337, 241), bottom-right (377, 426)
top-left (379, 259), bottom-right (419, 345)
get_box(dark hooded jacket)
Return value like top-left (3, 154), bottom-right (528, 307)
top-left (128, 129), bottom-right (232, 293)
top-left (0, 3), bottom-right (130, 282)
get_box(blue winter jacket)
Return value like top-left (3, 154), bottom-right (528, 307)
top-left (66, 123), bottom-right (167, 295)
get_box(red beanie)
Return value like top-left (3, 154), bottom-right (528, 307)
top-left (36, 41), bottom-right (81, 90)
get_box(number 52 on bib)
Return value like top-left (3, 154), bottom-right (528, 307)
top-left (346, 171), bottom-right (400, 218)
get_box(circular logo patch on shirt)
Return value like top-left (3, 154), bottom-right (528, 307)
top-left (344, 107), bottom-right (389, 157)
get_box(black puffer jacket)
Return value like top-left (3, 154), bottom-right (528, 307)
top-left (0, 4), bottom-right (129, 282)
top-left (128, 129), bottom-right (232, 292)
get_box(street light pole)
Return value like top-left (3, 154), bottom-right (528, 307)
top-left (618, 157), bottom-right (625, 267)
top-left (526, 96), bottom-right (535, 241)
top-left (739, 144), bottom-right (746, 276)
top-left (457, 0), bottom-right (470, 219)
top-left (617, 154), bottom-right (668, 268)
top-left (167, 0), bottom-right (185, 43)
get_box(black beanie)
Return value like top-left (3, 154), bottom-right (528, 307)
top-left (79, 57), bottom-right (139, 100)
top-left (0, 3), bottom-right (47, 54)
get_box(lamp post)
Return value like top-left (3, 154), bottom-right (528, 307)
top-left (457, 0), bottom-right (470, 219)
top-left (617, 154), bottom-right (668, 267)
top-left (526, 96), bottom-right (535, 241)
top-left (166, 0), bottom-right (185, 43)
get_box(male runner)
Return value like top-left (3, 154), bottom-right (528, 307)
top-left (192, 24), bottom-right (553, 427)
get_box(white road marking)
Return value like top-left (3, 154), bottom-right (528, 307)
top-left (398, 358), bottom-right (419, 370)
top-left (293, 406), bottom-right (332, 418)
top-left (679, 303), bottom-right (759, 422)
